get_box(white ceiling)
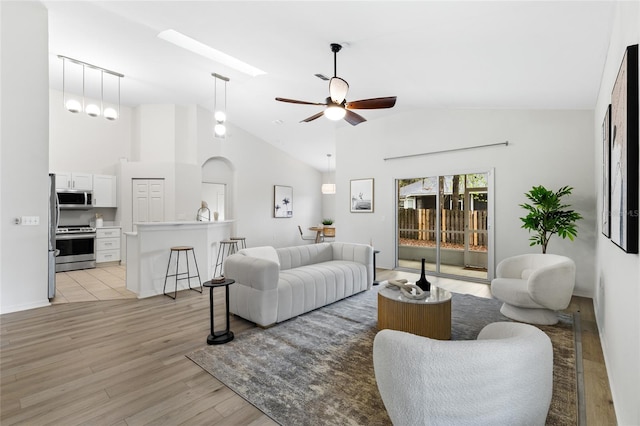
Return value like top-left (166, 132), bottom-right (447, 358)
top-left (44, 1), bottom-right (615, 171)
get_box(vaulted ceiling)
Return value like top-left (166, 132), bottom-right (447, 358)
top-left (44, 1), bottom-right (615, 170)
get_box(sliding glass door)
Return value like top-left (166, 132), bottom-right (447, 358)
top-left (397, 172), bottom-right (490, 282)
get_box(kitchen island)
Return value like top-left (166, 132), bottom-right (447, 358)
top-left (125, 220), bottom-right (233, 298)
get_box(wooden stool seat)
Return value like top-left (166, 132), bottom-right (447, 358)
top-left (229, 237), bottom-right (247, 249)
top-left (163, 246), bottom-right (202, 299)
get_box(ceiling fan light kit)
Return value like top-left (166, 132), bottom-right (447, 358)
top-left (329, 77), bottom-right (349, 104)
top-left (325, 104), bottom-right (346, 121)
top-left (276, 43), bottom-right (397, 126)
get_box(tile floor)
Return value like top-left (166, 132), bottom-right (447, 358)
top-left (52, 264), bottom-right (136, 303)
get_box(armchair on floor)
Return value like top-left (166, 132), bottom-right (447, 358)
top-left (491, 253), bottom-right (576, 325)
top-left (373, 322), bottom-right (553, 426)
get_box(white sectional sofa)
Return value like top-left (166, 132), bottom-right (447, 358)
top-left (224, 242), bottom-right (374, 327)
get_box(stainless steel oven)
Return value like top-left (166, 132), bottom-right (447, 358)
top-left (55, 226), bottom-right (97, 272)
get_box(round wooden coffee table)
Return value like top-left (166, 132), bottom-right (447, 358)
top-left (377, 285), bottom-right (452, 340)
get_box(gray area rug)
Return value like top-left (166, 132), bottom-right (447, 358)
top-left (187, 287), bottom-right (576, 425)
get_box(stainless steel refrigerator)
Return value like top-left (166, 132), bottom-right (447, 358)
top-left (48, 173), bottom-right (59, 298)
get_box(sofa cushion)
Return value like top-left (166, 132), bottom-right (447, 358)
top-left (277, 243), bottom-right (333, 270)
top-left (276, 260), bottom-right (368, 322)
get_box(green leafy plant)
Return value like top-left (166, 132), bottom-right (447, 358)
top-left (322, 218), bottom-right (334, 226)
top-left (519, 185), bottom-right (583, 254)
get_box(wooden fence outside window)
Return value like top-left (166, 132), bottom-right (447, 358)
top-left (398, 208), bottom-right (488, 247)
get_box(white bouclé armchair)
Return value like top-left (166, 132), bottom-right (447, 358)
top-left (373, 322), bottom-right (553, 426)
top-left (491, 254), bottom-right (576, 325)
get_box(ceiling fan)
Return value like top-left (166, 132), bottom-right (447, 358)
top-left (275, 43), bottom-right (397, 126)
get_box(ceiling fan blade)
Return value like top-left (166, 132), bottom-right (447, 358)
top-left (346, 96), bottom-right (397, 110)
top-left (344, 109), bottom-right (367, 126)
top-left (301, 111), bottom-right (325, 123)
top-left (329, 77), bottom-right (349, 104)
top-left (276, 97), bottom-right (326, 106)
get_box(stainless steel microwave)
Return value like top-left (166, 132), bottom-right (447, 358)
top-left (57, 190), bottom-right (92, 209)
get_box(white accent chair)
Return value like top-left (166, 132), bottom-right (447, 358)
top-left (373, 322), bottom-right (553, 426)
top-left (491, 254), bottom-right (576, 325)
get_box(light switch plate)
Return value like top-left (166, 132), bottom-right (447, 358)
top-left (21, 216), bottom-right (40, 225)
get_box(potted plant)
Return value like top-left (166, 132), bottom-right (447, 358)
top-left (519, 185), bottom-right (583, 254)
top-left (322, 219), bottom-right (335, 238)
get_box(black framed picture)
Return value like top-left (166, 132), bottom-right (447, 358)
top-left (602, 104), bottom-right (611, 238)
top-left (274, 185), bottom-right (293, 218)
top-left (350, 178), bottom-right (374, 213)
top-left (609, 44), bottom-right (639, 253)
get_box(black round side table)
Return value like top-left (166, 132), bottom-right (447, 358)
top-left (203, 278), bottom-right (235, 345)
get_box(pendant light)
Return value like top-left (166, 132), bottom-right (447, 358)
top-left (59, 55), bottom-right (124, 120)
top-left (321, 154), bottom-right (336, 194)
top-left (212, 72), bottom-right (229, 138)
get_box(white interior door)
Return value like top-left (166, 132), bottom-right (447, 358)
top-left (132, 180), bottom-right (149, 223)
top-left (132, 179), bottom-right (165, 226)
top-left (149, 180), bottom-right (165, 222)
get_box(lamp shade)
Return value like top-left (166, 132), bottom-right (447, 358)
top-left (214, 110), bottom-right (226, 123)
top-left (65, 99), bottom-right (82, 113)
top-left (86, 104), bottom-right (101, 117)
top-left (329, 77), bottom-right (349, 104)
top-left (321, 183), bottom-right (336, 194)
top-left (324, 104), bottom-right (346, 121)
top-left (214, 123), bottom-right (226, 137)
top-left (104, 107), bottom-right (118, 120)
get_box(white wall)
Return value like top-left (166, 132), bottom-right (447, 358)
top-left (49, 89), bottom-right (132, 175)
top-left (133, 104), bottom-right (176, 162)
top-left (593, 2), bottom-right (640, 424)
top-left (197, 106), bottom-right (324, 248)
top-left (334, 108), bottom-right (596, 296)
top-left (0, 1), bottom-right (51, 314)
top-left (321, 171), bottom-right (337, 222)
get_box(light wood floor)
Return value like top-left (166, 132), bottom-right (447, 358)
top-left (0, 269), bottom-right (616, 425)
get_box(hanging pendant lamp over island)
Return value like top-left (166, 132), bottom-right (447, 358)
top-left (59, 55), bottom-right (123, 121)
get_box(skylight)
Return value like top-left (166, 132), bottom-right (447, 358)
top-left (157, 29), bottom-right (266, 77)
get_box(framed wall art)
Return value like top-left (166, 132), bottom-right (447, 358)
top-left (602, 104), bottom-right (611, 238)
top-left (609, 44), bottom-right (638, 253)
top-left (274, 185), bottom-right (293, 218)
top-left (350, 178), bottom-right (374, 213)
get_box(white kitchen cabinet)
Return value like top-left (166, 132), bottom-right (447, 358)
top-left (96, 227), bottom-right (121, 263)
top-left (55, 172), bottom-right (93, 190)
top-left (93, 174), bottom-right (117, 207)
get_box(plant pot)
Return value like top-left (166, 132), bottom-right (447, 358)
top-left (323, 226), bottom-right (335, 237)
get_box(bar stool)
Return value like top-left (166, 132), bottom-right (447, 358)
top-left (214, 240), bottom-right (238, 277)
top-left (163, 246), bottom-right (203, 299)
top-left (229, 236), bottom-right (247, 249)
